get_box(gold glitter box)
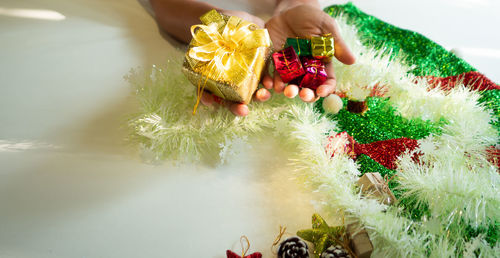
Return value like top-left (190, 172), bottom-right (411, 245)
top-left (182, 10), bottom-right (271, 104)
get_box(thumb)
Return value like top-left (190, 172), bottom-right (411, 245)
top-left (321, 14), bottom-right (356, 65)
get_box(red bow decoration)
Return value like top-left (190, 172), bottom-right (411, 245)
top-left (226, 236), bottom-right (262, 258)
top-left (226, 250), bottom-right (262, 258)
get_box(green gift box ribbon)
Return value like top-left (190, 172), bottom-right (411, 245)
top-left (285, 37), bottom-right (312, 56)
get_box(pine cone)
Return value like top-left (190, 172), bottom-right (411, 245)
top-left (277, 236), bottom-right (309, 258)
top-left (320, 245), bottom-right (352, 258)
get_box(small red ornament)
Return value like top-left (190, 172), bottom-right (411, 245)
top-left (226, 250), bottom-right (262, 258)
top-left (298, 57), bottom-right (327, 90)
top-left (226, 236), bottom-right (262, 258)
top-left (272, 46), bottom-right (305, 83)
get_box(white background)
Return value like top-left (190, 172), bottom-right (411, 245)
top-left (0, 0), bottom-right (499, 257)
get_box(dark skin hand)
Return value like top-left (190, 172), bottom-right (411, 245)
top-left (263, 3), bottom-right (355, 103)
top-left (150, 0), bottom-right (355, 116)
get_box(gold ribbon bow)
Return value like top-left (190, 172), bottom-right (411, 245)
top-left (186, 10), bottom-right (271, 114)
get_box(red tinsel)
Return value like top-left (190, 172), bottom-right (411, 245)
top-left (486, 145), bottom-right (500, 171)
top-left (422, 71), bottom-right (500, 91)
top-left (354, 137), bottom-right (420, 170)
top-left (326, 131), bottom-right (356, 158)
top-left (327, 132), bottom-right (500, 171)
top-left (328, 132), bottom-right (421, 170)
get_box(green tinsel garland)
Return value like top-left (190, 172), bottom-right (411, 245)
top-left (358, 154), bottom-right (498, 246)
top-left (326, 3), bottom-right (500, 141)
top-left (479, 90), bottom-right (500, 140)
top-left (325, 3), bottom-right (476, 77)
top-left (322, 3), bottom-right (499, 249)
top-left (315, 95), bottom-right (443, 224)
top-left (127, 4), bottom-right (499, 255)
top-left (356, 154), bottom-right (431, 221)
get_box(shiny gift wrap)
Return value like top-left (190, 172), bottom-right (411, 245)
top-left (311, 35), bottom-right (335, 59)
top-left (299, 57), bottom-right (327, 90)
top-left (272, 46), bottom-right (305, 83)
top-left (285, 37), bottom-right (312, 56)
top-left (182, 10), bottom-right (271, 106)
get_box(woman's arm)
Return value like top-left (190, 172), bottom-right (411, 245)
top-left (149, 0), bottom-right (269, 116)
top-left (274, 0), bottom-right (320, 14)
top-left (148, 0), bottom-right (355, 115)
top-left (150, 0), bottom-right (265, 43)
top-left (150, 0), bottom-right (217, 43)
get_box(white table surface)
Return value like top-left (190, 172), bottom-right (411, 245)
top-left (1, 0), bottom-right (499, 257)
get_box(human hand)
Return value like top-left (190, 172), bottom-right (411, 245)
top-left (262, 4), bottom-right (356, 102)
top-left (199, 10), bottom-right (271, 116)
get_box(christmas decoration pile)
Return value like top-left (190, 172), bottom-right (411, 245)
top-left (226, 236), bottom-right (262, 258)
top-left (128, 3), bottom-right (500, 257)
top-left (272, 35), bottom-right (334, 90)
top-left (226, 213), bottom-right (369, 258)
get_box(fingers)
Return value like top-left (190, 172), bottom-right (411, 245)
top-left (199, 91), bottom-right (249, 116)
top-left (229, 103), bottom-right (249, 116)
top-left (316, 79), bottom-right (336, 97)
top-left (255, 88), bottom-right (271, 102)
top-left (262, 74), bottom-right (273, 89)
top-left (200, 86), bottom-right (270, 117)
top-left (316, 62), bottom-right (337, 97)
top-left (284, 84), bottom-right (299, 98)
top-left (217, 97), bottom-right (249, 116)
top-left (200, 91), bottom-right (215, 106)
top-left (321, 14), bottom-right (356, 65)
top-left (273, 70), bottom-right (286, 93)
top-left (299, 88), bottom-right (317, 102)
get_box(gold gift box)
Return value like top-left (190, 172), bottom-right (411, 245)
top-left (311, 35), bottom-right (335, 59)
top-left (182, 10), bottom-right (271, 104)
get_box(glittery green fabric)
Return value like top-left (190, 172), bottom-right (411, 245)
top-left (315, 96), bottom-right (443, 222)
top-left (463, 219), bottom-right (499, 247)
top-left (325, 3), bottom-right (476, 77)
top-left (315, 97), bottom-right (444, 144)
top-left (356, 154), bottom-right (395, 177)
top-left (479, 89), bottom-right (500, 139)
